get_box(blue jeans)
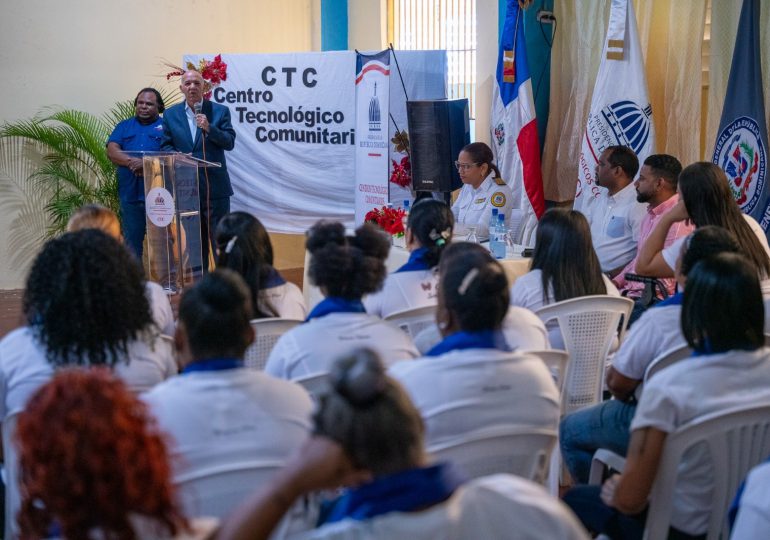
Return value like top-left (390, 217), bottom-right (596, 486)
top-left (563, 485), bottom-right (704, 540)
top-left (121, 200), bottom-right (146, 261)
top-left (560, 399), bottom-right (637, 484)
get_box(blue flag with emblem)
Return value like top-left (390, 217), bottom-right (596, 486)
top-left (712, 0), bottom-right (769, 239)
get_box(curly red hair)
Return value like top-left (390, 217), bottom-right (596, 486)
top-left (16, 368), bottom-right (188, 539)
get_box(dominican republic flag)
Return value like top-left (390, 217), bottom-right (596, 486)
top-left (491, 0), bottom-right (545, 224)
top-left (712, 0), bottom-right (769, 239)
top-left (574, 0), bottom-right (655, 212)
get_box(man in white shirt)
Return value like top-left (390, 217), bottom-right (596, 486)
top-left (143, 270), bottom-right (312, 517)
top-left (582, 146), bottom-right (647, 275)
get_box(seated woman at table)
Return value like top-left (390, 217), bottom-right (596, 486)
top-left (451, 142), bottom-right (514, 241)
top-left (364, 199), bottom-right (453, 318)
top-left (389, 241), bottom-right (560, 452)
top-left (215, 211), bottom-right (307, 320)
top-left (511, 208), bottom-right (619, 348)
top-left (563, 252), bottom-right (770, 540)
top-left (265, 221), bottom-right (419, 380)
top-left (218, 349), bottom-right (589, 540)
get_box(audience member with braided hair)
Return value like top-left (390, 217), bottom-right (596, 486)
top-left (511, 208), bottom-right (620, 348)
top-left (364, 199), bottom-right (454, 317)
top-left (16, 369), bottom-right (215, 539)
top-left (219, 349), bottom-right (589, 540)
top-left (390, 242), bottom-right (560, 452)
top-left (67, 203), bottom-right (175, 336)
top-left (265, 221), bottom-right (418, 380)
top-left (215, 211), bottom-right (307, 320)
top-left (0, 229), bottom-right (176, 424)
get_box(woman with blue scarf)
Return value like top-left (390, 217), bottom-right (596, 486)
top-left (265, 221), bottom-right (419, 381)
top-left (389, 242), bottom-right (561, 452)
top-left (364, 199), bottom-right (453, 318)
top-left (219, 349), bottom-right (589, 540)
top-left (216, 212), bottom-right (308, 320)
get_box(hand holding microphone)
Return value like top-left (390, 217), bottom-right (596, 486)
top-left (193, 102), bottom-right (209, 133)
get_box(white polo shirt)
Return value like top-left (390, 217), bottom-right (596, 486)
top-left (143, 368), bottom-right (312, 483)
top-left (582, 182), bottom-right (647, 272)
top-left (451, 176), bottom-right (514, 241)
top-left (411, 307), bottom-right (550, 355)
top-left (731, 460), bottom-right (770, 539)
top-left (630, 347), bottom-right (770, 536)
top-left (264, 313), bottom-right (419, 380)
top-left (363, 269), bottom-right (439, 318)
top-left (0, 326), bottom-right (176, 420)
top-left (389, 348), bottom-right (560, 449)
top-left (261, 282), bottom-right (308, 320)
top-left (290, 474), bottom-right (589, 540)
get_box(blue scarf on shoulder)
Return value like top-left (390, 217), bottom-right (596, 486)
top-left (395, 247), bottom-right (432, 273)
top-left (426, 329), bottom-right (511, 357)
top-left (319, 463), bottom-right (463, 525)
top-left (306, 297), bottom-right (366, 322)
top-left (264, 267), bottom-right (286, 288)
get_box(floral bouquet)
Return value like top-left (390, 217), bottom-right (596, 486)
top-left (389, 130), bottom-right (411, 188)
top-left (165, 54), bottom-right (228, 99)
top-left (365, 206), bottom-right (407, 246)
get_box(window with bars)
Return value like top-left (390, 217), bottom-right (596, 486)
top-left (388, 0), bottom-right (477, 119)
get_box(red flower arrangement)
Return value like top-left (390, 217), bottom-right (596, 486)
top-left (390, 156), bottom-right (412, 188)
top-left (365, 206), bottom-right (407, 237)
top-left (164, 55), bottom-right (228, 99)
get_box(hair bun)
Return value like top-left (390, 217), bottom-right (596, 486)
top-left (306, 221), bottom-right (347, 254)
top-left (331, 349), bottom-right (387, 407)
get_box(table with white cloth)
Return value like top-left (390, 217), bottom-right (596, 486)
top-left (302, 244), bottom-right (531, 310)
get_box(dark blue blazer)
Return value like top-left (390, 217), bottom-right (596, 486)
top-left (161, 100), bottom-right (236, 199)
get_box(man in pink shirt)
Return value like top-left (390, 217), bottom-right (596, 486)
top-left (613, 154), bottom-right (694, 301)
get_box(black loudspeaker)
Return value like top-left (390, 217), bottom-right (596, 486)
top-left (407, 99), bottom-right (470, 192)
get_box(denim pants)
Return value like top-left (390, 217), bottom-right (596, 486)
top-left (121, 200), bottom-right (147, 261)
top-left (560, 398), bottom-right (637, 484)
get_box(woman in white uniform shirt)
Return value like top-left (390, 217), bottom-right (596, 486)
top-left (216, 212), bottom-right (307, 320)
top-left (390, 242), bottom-right (560, 451)
top-left (220, 350), bottom-right (589, 540)
top-left (364, 199), bottom-right (453, 318)
top-left (265, 222), bottom-right (419, 380)
top-left (0, 230), bottom-right (176, 424)
top-left (451, 142), bottom-right (514, 241)
top-left (564, 253), bottom-right (770, 539)
top-left (511, 208), bottom-right (619, 348)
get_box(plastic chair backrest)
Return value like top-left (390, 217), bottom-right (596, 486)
top-left (384, 305), bottom-right (437, 339)
top-left (643, 404), bottom-right (770, 540)
top-left (427, 427), bottom-right (557, 485)
top-left (3, 413), bottom-right (20, 539)
top-left (294, 372), bottom-right (330, 402)
top-left (535, 296), bottom-right (633, 415)
top-left (527, 350), bottom-right (570, 394)
top-left (244, 318), bottom-right (302, 371)
top-left (643, 344), bottom-right (692, 384)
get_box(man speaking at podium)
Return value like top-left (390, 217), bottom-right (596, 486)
top-left (161, 69), bottom-right (236, 271)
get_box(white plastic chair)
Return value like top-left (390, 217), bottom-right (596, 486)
top-left (384, 305), bottom-right (437, 339)
top-left (294, 372), bottom-right (330, 401)
top-left (527, 350), bottom-right (570, 394)
top-left (3, 413), bottom-right (20, 540)
top-left (588, 344), bottom-right (694, 485)
top-left (244, 318), bottom-right (302, 371)
top-left (427, 427), bottom-right (557, 485)
top-left (534, 296), bottom-right (634, 415)
top-left (643, 404), bottom-right (770, 540)
top-left (175, 461), bottom-right (284, 520)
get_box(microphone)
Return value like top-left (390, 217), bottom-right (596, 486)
top-left (193, 102), bottom-right (202, 115)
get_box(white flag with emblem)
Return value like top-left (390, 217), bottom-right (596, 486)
top-left (574, 0), bottom-right (655, 212)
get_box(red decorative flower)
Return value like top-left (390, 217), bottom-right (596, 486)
top-left (365, 206), bottom-right (406, 236)
top-left (164, 54), bottom-right (228, 99)
top-left (389, 156), bottom-right (412, 188)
